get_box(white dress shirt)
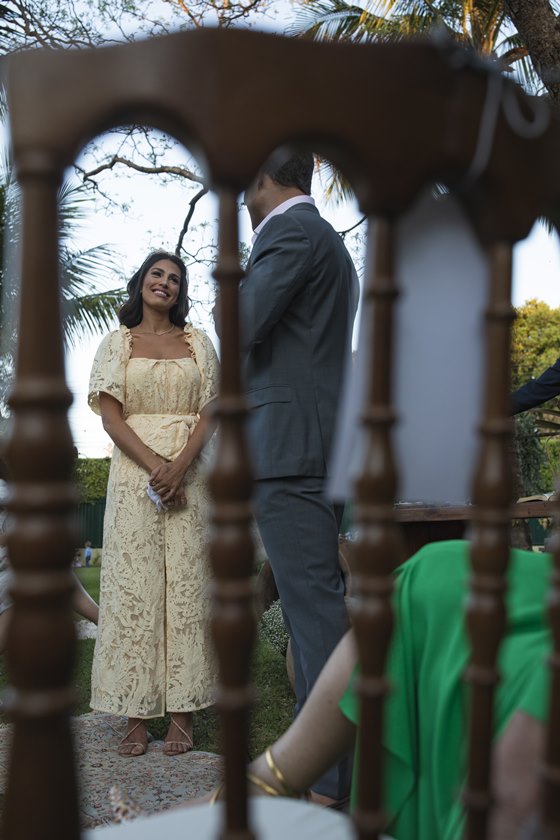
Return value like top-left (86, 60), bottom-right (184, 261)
top-left (252, 195), bottom-right (316, 243)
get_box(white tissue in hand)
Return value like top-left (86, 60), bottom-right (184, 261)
top-left (147, 484), bottom-right (167, 512)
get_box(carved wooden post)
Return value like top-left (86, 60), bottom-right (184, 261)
top-left (2, 166), bottom-right (80, 838)
top-left (352, 217), bottom-right (402, 840)
top-left (209, 189), bottom-right (255, 840)
top-left (463, 242), bottom-right (515, 840)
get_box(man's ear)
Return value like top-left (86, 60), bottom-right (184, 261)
top-left (259, 173), bottom-right (274, 192)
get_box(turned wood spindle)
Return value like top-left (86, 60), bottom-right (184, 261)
top-left (3, 171), bottom-right (80, 839)
top-left (463, 241), bottom-right (515, 840)
top-left (209, 189), bottom-right (256, 840)
top-left (352, 217), bottom-right (402, 840)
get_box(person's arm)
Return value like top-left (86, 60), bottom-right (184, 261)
top-left (239, 214), bottom-right (312, 349)
top-left (183, 632), bottom-right (356, 809)
top-left (0, 575), bottom-right (100, 654)
top-left (148, 404), bottom-right (217, 504)
top-left (71, 574), bottom-right (99, 624)
top-left (99, 392), bottom-right (165, 474)
top-left (512, 358), bottom-right (560, 414)
top-left (489, 710), bottom-right (544, 840)
top-left (246, 631), bottom-right (356, 796)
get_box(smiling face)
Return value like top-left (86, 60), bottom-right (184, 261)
top-left (140, 258), bottom-right (182, 312)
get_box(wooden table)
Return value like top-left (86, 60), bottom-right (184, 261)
top-left (395, 500), bottom-right (556, 559)
top-left (257, 501), bottom-right (557, 609)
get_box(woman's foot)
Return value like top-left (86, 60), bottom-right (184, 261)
top-left (163, 712), bottom-right (193, 756)
top-left (117, 718), bottom-right (148, 757)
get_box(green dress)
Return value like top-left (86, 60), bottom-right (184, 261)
top-left (340, 540), bottom-right (551, 840)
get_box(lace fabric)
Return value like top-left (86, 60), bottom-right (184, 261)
top-left (88, 324), bottom-right (219, 717)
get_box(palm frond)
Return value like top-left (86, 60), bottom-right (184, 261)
top-left (57, 180), bottom-right (96, 238)
top-left (61, 289), bottom-right (125, 348)
top-left (59, 244), bottom-right (125, 348)
top-left (59, 244), bottom-right (122, 297)
top-left (291, 0), bottom-right (438, 42)
top-left (317, 158), bottom-right (355, 204)
top-left (498, 33), bottom-right (543, 95)
top-left (290, 1), bottom-right (384, 41)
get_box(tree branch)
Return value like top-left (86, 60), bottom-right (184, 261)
top-left (338, 215), bottom-right (367, 239)
top-left (79, 155), bottom-right (205, 185)
top-left (176, 186), bottom-right (209, 254)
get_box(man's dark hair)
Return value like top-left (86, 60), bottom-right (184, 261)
top-left (262, 151), bottom-right (314, 195)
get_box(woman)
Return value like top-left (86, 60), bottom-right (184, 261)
top-left (0, 455), bottom-right (99, 651)
top-left (203, 540), bottom-right (549, 839)
top-left (88, 250), bottom-right (218, 757)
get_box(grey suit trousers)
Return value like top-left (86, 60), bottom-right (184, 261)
top-left (252, 476), bottom-right (352, 800)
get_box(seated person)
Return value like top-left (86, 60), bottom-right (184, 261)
top-left (512, 356), bottom-right (560, 414)
top-left (203, 540), bottom-right (549, 840)
top-left (0, 461), bottom-right (98, 651)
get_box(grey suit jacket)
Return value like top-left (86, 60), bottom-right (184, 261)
top-left (240, 202), bottom-right (359, 480)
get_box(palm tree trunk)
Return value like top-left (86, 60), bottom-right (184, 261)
top-left (505, 0), bottom-right (560, 114)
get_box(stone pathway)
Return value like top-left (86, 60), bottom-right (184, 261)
top-left (0, 713), bottom-right (222, 830)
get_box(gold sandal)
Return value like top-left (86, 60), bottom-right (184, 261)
top-left (163, 715), bottom-right (193, 756)
top-left (117, 719), bottom-right (147, 757)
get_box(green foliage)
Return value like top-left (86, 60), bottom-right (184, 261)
top-left (73, 638), bottom-right (96, 714)
top-left (514, 413), bottom-right (547, 495)
top-left (74, 457), bottom-right (111, 502)
top-left (540, 438), bottom-right (560, 492)
top-left (512, 299), bottom-right (560, 388)
top-left (512, 299), bottom-right (560, 494)
top-left (249, 638), bottom-right (294, 758)
top-left (259, 599), bottom-right (289, 656)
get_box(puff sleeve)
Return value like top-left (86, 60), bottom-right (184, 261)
top-left (186, 326), bottom-right (219, 414)
top-left (88, 327), bottom-right (130, 416)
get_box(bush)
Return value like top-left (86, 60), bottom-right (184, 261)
top-left (515, 413), bottom-right (547, 495)
top-left (74, 457), bottom-right (111, 503)
top-left (259, 599), bottom-right (289, 656)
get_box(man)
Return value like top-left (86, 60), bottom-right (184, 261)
top-left (240, 151), bottom-right (359, 804)
top-left (511, 358), bottom-right (560, 414)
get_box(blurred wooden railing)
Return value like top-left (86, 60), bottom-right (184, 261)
top-left (3, 27), bottom-right (560, 840)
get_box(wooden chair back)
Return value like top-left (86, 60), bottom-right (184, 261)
top-left (3, 28), bottom-right (560, 840)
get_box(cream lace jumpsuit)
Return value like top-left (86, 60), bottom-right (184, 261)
top-left (88, 324), bottom-right (218, 718)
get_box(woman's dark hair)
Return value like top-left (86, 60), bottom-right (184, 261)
top-left (118, 250), bottom-right (189, 328)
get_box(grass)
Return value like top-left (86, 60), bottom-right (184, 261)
top-left (1, 567), bottom-right (295, 757)
top-left (74, 565), bottom-right (100, 604)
